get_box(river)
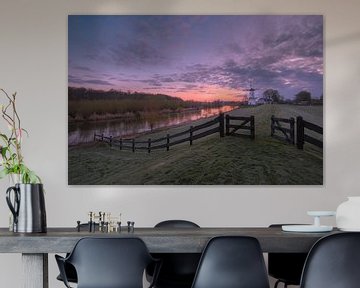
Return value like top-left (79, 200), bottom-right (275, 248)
top-left (68, 105), bottom-right (237, 145)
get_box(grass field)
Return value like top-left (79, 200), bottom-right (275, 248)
top-left (68, 104), bottom-right (323, 185)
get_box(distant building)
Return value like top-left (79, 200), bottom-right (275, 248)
top-left (248, 95), bottom-right (257, 105)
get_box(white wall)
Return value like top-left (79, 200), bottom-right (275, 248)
top-left (1, 0), bottom-right (360, 287)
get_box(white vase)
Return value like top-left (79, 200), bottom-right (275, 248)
top-left (336, 197), bottom-right (360, 231)
top-left (9, 173), bottom-right (22, 185)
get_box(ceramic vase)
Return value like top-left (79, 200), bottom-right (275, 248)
top-left (6, 183), bottom-right (47, 233)
top-left (336, 197), bottom-right (360, 231)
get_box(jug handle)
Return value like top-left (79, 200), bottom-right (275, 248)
top-left (6, 186), bottom-right (20, 224)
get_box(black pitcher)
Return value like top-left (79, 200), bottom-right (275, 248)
top-left (6, 183), bottom-right (47, 233)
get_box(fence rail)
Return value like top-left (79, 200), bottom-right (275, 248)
top-left (94, 113), bottom-right (225, 153)
top-left (94, 113), bottom-right (322, 154)
top-left (225, 115), bottom-right (255, 139)
top-left (271, 115), bottom-right (295, 144)
top-left (296, 116), bottom-right (323, 150)
top-left (271, 115), bottom-right (322, 150)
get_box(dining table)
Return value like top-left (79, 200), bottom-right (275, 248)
top-left (0, 226), bottom-right (339, 288)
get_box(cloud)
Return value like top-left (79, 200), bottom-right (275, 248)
top-left (160, 77), bottom-right (175, 83)
top-left (71, 65), bottom-right (92, 71)
top-left (104, 17), bottom-right (192, 68)
top-left (225, 42), bottom-right (244, 54)
top-left (108, 39), bottom-right (168, 67)
top-left (69, 15), bottom-right (323, 99)
top-left (68, 75), bottom-right (114, 86)
top-left (139, 48), bottom-right (322, 98)
top-left (259, 16), bottom-right (323, 63)
top-left (138, 79), bottom-right (163, 87)
top-left (176, 84), bottom-right (199, 92)
top-left (84, 79), bottom-right (114, 85)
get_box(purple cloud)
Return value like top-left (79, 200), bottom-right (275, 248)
top-left (69, 15), bottom-right (323, 99)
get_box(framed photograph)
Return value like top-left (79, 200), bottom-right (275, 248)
top-left (68, 15), bottom-right (323, 185)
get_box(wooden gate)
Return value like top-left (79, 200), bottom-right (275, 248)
top-left (225, 115), bottom-right (255, 139)
top-left (271, 115), bottom-right (295, 144)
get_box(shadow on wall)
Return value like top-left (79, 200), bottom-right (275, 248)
top-left (327, 31), bottom-right (360, 46)
top-left (93, 0), bottom-right (179, 13)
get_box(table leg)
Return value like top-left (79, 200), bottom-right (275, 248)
top-left (22, 253), bottom-right (48, 288)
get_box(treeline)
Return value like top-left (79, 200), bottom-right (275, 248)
top-left (68, 87), bottom-right (238, 121)
top-left (69, 87), bottom-right (185, 102)
top-left (262, 89), bottom-right (323, 105)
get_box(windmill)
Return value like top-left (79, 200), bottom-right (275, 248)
top-left (242, 80), bottom-right (260, 105)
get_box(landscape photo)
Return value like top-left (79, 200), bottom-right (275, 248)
top-left (68, 15), bottom-right (323, 185)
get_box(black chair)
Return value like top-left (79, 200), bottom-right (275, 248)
top-left (147, 220), bottom-right (201, 288)
top-left (300, 232), bottom-right (360, 288)
top-left (55, 237), bottom-right (160, 288)
top-left (191, 236), bottom-right (270, 288)
top-left (56, 223), bottom-right (99, 284)
top-left (268, 224), bottom-right (308, 288)
top-left (56, 262), bottom-right (77, 284)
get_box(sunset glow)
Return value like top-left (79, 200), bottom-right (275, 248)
top-left (69, 15), bottom-right (323, 101)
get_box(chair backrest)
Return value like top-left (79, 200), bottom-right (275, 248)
top-left (268, 224), bottom-right (308, 285)
top-left (151, 220), bottom-right (201, 286)
top-left (300, 232), bottom-right (360, 288)
top-left (191, 236), bottom-right (270, 288)
top-left (155, 220), bottom-right (200, 228)
top-left (67, 237), bottom-right (154, 288)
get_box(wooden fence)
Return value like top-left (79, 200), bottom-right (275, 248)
top-left (225, 115), bottom-right (255, 139)
top-left (271, 115), bottom-right (323, 150)
top-left (94, 113), bottom-right (225, 153)
top-left (296, 116), bottom-right (323, 150)
top-left (271, 115), bottom-right (295, 144)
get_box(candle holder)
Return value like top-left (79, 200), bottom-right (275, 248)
top-left (282, 211), bottom-right (335, 232)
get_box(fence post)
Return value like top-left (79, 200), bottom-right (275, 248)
top-left (101, 133), bottom-right (104, 141)
top-left (225, 115), bottom-right (230, 136)
top-left (271, 115), bottom-right (274, 137)
top-left (120, 138), bottom-right (122, 150)
top-left (109, 136), bottom-right (113, 147)
top-left (297, 116), bottom-right (304, 149)
top-left (148, 138), bottom-right (151, 153)
top-left (219, 113), bottom-right (224, 137)
top-left (189, 126), bottom-right (193, 146)
top-left (166, 134), bottom-right (170, 151)
top-left (250, 116), bottom-right (255, 139)
top-left (290, 117), bottom-right (295, 145)
top-left (132, 139), bottom-right (135, 152)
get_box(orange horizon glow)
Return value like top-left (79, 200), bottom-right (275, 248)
top-left (167, 85), bottom-right (248, 102)
top-left (70, 82), bottom-right (249, 103)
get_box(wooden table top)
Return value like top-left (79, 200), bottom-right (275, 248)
top-left (0, 227), bottom-right (339, 253)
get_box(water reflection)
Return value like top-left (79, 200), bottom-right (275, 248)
top-left (68, 106), bottom-right (237, 145)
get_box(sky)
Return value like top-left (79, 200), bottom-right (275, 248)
top-left (68, 15), bottom-right (323, 102)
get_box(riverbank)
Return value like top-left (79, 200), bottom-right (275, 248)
top-left (69, 105), bottom-right (238, 145)
top-left (68, 106), bottom-right (206, 123)
top-left (68, 104), bottom-right (323, 185)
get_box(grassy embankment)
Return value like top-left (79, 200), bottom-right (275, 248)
top-left (68, 104), bottom-right (323, 185)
